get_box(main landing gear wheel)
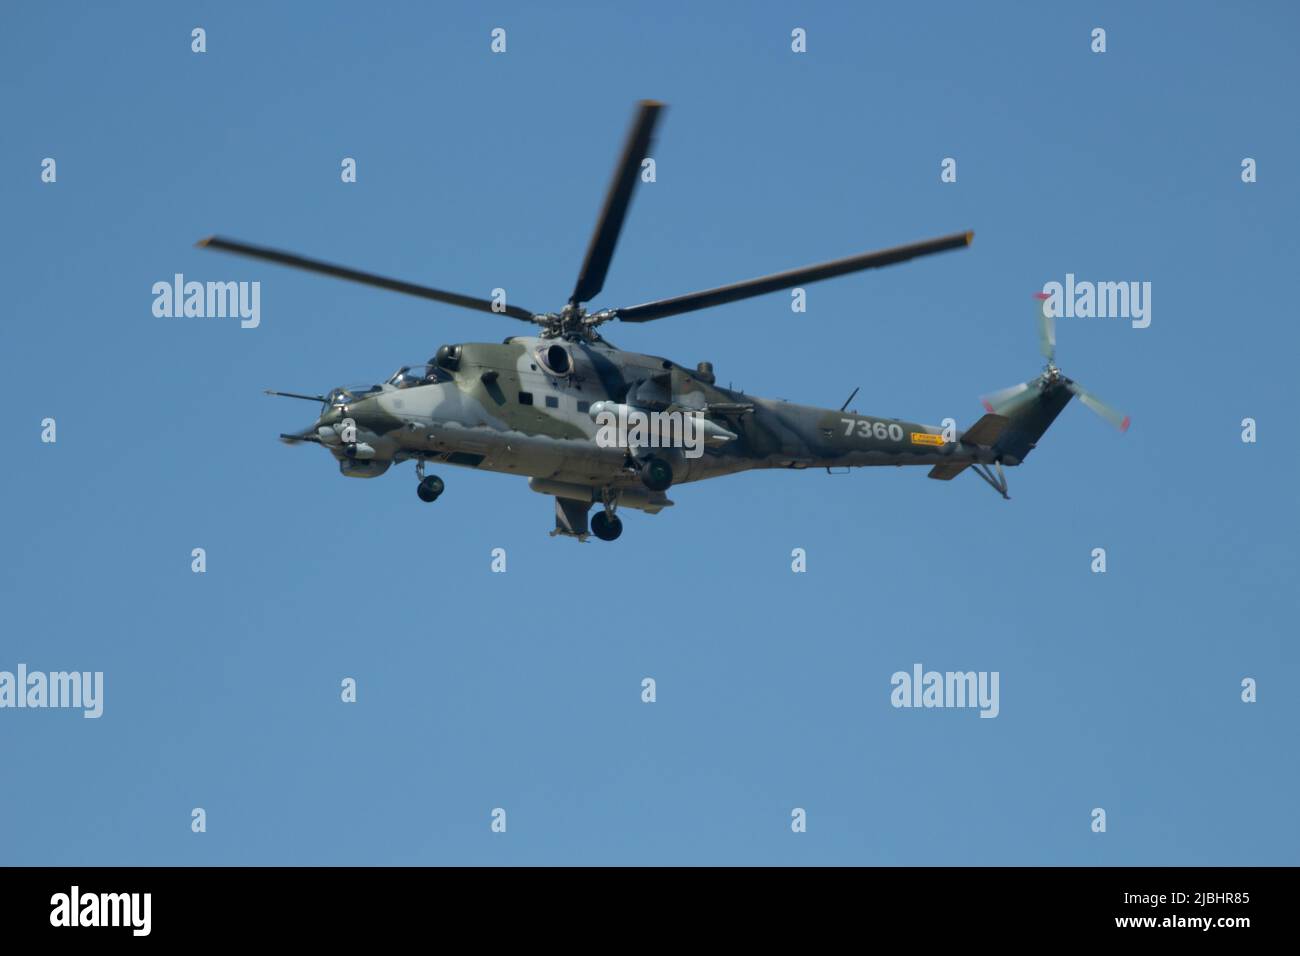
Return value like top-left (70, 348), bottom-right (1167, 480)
top-left (417, 475), bottom-right (445, 502)
top-left (639, 457), bottom-right (673, 493)
top-left (591, 511), bottom-right (623, 541)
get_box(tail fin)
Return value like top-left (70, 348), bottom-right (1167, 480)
top-left (990, 384), bottom-right (1073, 464)
top-left (960, 412), bottom-right (1009, 447)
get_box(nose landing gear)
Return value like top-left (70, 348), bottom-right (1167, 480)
top-left (415, 459), bottom-right (444, 502)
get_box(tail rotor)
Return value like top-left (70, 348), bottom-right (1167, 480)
top-left (980, 292), bottom-right (1130, 433)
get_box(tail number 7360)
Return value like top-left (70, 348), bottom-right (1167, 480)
top-left (841, 417), bottom-right (904, 442)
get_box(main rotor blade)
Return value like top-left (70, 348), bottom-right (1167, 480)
top-left (1066, 381), bottom-right (1130, 432)
top-left (614, 231), bottom-right (973, 323)
top-left (570, 100), bottom-right (665, 306)
top-left (196, 236), bottom-right (537, 322)
top-left (1035, 291), bottom-right (1056, 364)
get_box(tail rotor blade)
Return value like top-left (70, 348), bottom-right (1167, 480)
top-left (1066, 381), bottom-right (1130, 432)
top-left (1035, 292), bottom-right (1056, 364)
top-left (981, 380), bottom-right (1037, 414)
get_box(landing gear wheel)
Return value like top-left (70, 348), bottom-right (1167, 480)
top-left (640, 457), bottom-right (673, 492)
top-left (417, 475), bottom-right (445, 502)
top-left (591, 511), bottom-right (623, 541)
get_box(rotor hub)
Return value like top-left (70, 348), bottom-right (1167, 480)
top-left (536, 304), bottom-right (619, 341)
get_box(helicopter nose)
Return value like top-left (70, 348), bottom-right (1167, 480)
top-left (307, 404), bottom-right (342, 445)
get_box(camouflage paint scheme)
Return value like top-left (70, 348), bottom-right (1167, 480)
top-left (306, 334), bottom-right (1070, 536)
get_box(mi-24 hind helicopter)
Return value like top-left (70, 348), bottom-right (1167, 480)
top-left (198, 100), bottom-right (1128, 542)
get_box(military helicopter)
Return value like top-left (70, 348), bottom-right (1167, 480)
top-left (198, 100), bottom-right (1127, 541)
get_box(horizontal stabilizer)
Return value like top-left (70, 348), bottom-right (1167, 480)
top-left (928, 462), bottom-right (970, 481)
top-left (929, 414), bottom-right (1008, 481)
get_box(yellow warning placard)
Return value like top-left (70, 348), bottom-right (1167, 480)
top-left (910, 432), bottom-right (945, 446)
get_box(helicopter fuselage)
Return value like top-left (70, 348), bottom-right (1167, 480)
top-left (317, 336), bottom-right (1003, 498)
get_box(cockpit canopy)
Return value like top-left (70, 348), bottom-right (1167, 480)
top-left (322, 360), bottom-right (450, 407)
top-left (326, 384), bottom-right (382, 406)
top-left (386, 361), bottom-right (451, 390)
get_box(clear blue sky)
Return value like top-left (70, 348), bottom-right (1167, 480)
top-left (2, 1), bottom-right (1296, 865)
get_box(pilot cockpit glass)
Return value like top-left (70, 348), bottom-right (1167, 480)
top-left (329, 384), bottom-right (382, 405)
top-left (387, 363), bottom-right (447, 389)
